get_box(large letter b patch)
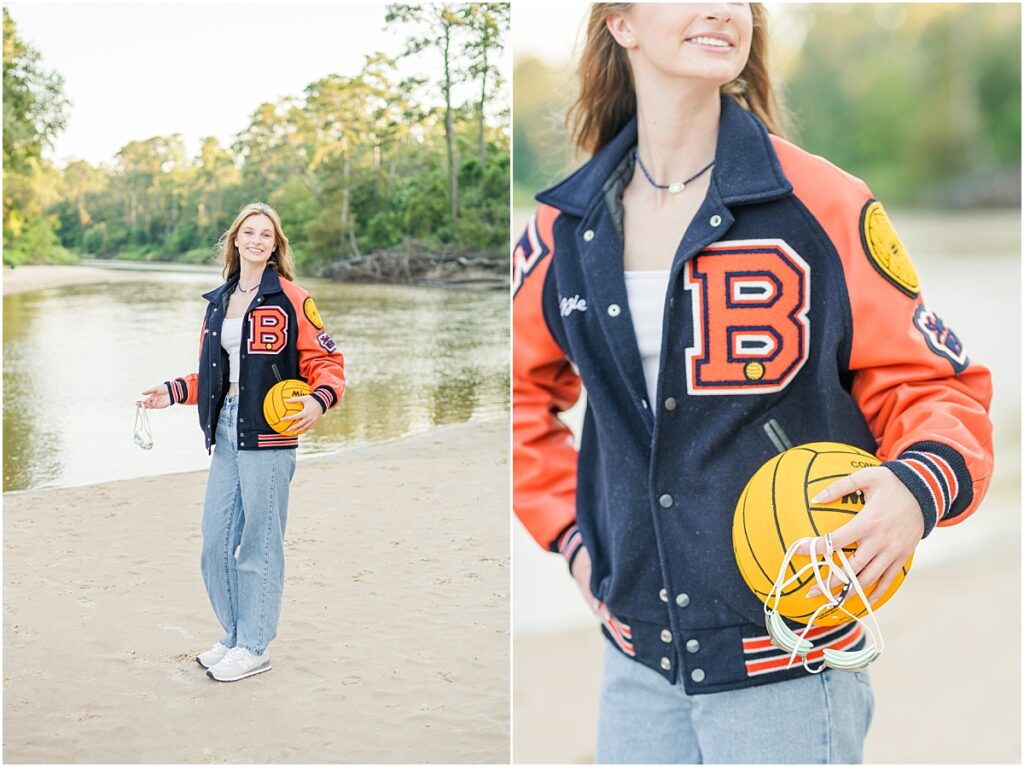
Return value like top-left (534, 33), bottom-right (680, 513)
top-left (247, 306), bottom-right (289, 354)
top-left (684, 240), bottom-right (810, 395)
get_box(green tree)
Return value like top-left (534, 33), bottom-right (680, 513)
top-left (3, 8), bottom-right (71, 264)
top-left (2, 8), bottom-right (68, 173)
top-left (194, 137), bottom-right (241, 246)
top-left (42, 6), bottom-right (510, 277)
top-left (386, 3), bottom-right (472, 220)
top-left (465, 4), bottom-right (510, 178)
top-left (780, 3), bottom-right (1020, 204)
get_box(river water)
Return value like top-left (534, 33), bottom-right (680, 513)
top-left (3, 272), bottom-right (508, 492)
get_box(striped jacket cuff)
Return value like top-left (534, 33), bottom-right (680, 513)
top-left (884, 441), bottom-right (973, 538)
top-left (553, 522), bottom-right (584, 573)
top-left (311, 385), bottom-right (337, 414)
top-left (164, 378), bottom-right (188, 406)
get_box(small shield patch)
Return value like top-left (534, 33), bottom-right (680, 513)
top-left (316, 331), bottom-right (337, 354)
top-left (913, 305), bottom-right (968, 374)
top-left (860, 200), bottom-right (920, 297)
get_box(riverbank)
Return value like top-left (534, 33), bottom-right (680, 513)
top-left (2, 258), bottom-right (504, 297)
top-left (4, 418), bottom-right (509, 763)
top-left (2, 263), bottom-right (160, 295)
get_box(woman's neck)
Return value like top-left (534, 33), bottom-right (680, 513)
top-left (634, 80), bottom-right (721, 187)
top-left (237, 264), bottom-right (266, 292)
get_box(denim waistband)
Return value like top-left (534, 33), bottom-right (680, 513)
top-left (221, 394), bottom-right (239, 416)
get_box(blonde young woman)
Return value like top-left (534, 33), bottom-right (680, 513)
top-left (142, 203), bottom-right (345, 682)
top-left (513, 4), bottom-right (992, 762)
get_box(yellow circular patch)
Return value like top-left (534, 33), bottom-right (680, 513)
top-left (861, 201), bottom-right (920, 297)
top-left (303, 297), bottom-right (324, 329)
top-left (744, 361), bottom-right (765, 381)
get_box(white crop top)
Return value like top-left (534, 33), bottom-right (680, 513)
top-left (624, 270), bottom-right (671, 407)
top-left (221, 317), bottom-right (244, 384)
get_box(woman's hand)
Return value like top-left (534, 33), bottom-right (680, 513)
top-left (570, 546), bottom-right (611, 622)
top-left (282, 395), bottom-right (324, 434)
top-left (140, 386), bottom-right (171, 409)
top-left (800, 466), bottom-right (923, 605)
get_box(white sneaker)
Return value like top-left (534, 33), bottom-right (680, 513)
top-left (196, 641), bottom-right (231, 669)
top-left (206, 646), bottom-right (271, 682)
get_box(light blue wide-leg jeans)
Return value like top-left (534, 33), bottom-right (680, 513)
top-left (596, 639), bottom-right (874, 764)
top-left (200, 395), bottom-right (296, 655)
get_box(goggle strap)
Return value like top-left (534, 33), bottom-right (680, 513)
top-left (763, 536), bottom-right (886, 673)
top-left (833, 547), bottom-right (885, 655)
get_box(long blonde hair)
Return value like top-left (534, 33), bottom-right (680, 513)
top-left (219, 202), bottom-right (295, 281)
top-left (568, 3), bottom-right (786, 155)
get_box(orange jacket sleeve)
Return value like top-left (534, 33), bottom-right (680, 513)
top-left (513, 205), bottom-right (585, 561)
top-left (774, 137), bottom-right (994, 537)
top-left (282, 282), bottom-right (345, 413)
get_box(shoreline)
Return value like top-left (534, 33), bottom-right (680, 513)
top-left (4, 418), bottom-right (510, 763)
top-left (2, 262), bottom-right (504, 297)
top-left (2, 263), bottom-right (160, 295)
top-left (3, 416), bottom-right (508, 497)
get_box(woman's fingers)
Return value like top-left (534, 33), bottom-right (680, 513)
top-left (847, 550), bottom-right (887, 595)
top-left (805, 534), bottom-right (877, 599)
top-left (806, 473), bottom-right (864, 507)
top-left (280, 413), bottom-right (310, 432)
top-left (280, 396), bottom-right (322, 434)
top-left (871, 560), bottom-right (906, 606)
top-left (793, 467), bottom-right (920, 605)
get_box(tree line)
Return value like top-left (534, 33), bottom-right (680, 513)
top-left (3, 4), bottom-right (510, 274)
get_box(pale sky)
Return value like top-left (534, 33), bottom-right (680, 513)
top-left (512, 0), bottom-right (589, 69)
top-left (8, 2), bottom-right (512, 167)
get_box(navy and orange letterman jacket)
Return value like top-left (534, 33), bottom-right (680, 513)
top-left (512, 95), bottom-right (993, 694)
top-left (164, 267), bottom-right (345, 451)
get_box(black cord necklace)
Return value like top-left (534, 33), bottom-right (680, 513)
top-left (634, 148), bottom-right (715, 194)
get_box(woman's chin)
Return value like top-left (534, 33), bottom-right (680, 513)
top-left (241, 256), bottom-right (270, 269)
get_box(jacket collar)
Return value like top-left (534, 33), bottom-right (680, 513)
top-left (535, 94), bottom-right (791, 216)
top-left (202, 266), bottom-right (284, 303)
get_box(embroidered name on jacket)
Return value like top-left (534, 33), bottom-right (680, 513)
top-left (684, 239), bottom-right (810, 394)
top-left (559, 294), bottom-right (587, 317)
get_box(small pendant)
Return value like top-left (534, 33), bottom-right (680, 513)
top-left (668, 182), bottom-right (685, 194)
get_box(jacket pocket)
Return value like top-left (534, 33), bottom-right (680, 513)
top-left (760, 416), bottom-right (794, 454)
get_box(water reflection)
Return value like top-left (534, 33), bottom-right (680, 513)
top-left (2, 275), bottom-right (509, 492)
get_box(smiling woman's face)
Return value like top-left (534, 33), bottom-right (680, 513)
top-left (234, 213), bottom-right (276, 269)
top-left (610, 3), bottom-right (753, 89)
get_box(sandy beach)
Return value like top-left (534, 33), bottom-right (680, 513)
top-left (513, 469), bottom-right (1021, 764)
top-left (4, 418), bottom-right (509, 764)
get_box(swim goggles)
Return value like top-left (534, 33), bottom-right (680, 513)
top-left (763, 532), bottom-right (884, 673)
top-left (133, 402), bottom-right (154, 450)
